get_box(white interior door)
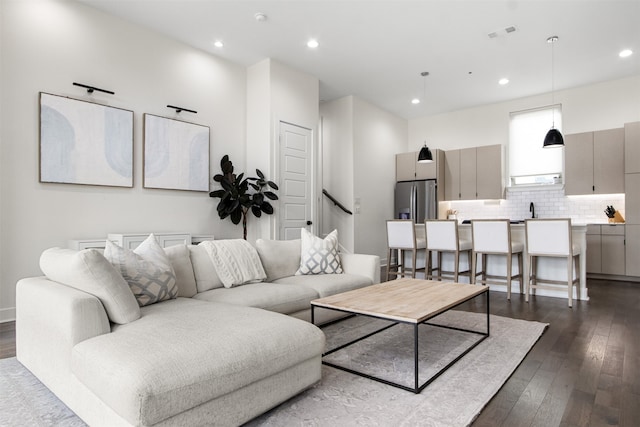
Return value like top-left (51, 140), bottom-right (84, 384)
top-left (278, 122), bottom-right (313, 240)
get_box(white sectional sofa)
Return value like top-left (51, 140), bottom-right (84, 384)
top-left (16, 237), bottom-right (380, 426)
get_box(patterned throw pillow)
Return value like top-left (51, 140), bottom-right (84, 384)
top-left (296, 229), bottom-right (343, 275)
top-left (104, 234), bottom-right (178, 307)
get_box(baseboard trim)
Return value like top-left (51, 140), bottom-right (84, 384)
top-left (587, 273), bottom-right (640, 283)
top-left (0, 307), bottom-right (16, 323)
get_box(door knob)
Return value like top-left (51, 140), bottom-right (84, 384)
top-left (306, 221), bottom-right (313, 226)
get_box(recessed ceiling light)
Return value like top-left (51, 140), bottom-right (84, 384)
top-left (619, 49), bottom-right (633, 58)
top-left (499, 78), bottom-right (509, 85)
top-left (307, 39), bottom-right (319, 49)
top-left (411, 98), bottom-right (421, 105)
top-left (214, 41), bottom-right (224, 48)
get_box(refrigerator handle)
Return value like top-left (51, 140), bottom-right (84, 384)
top-left (410, 184), bottom-right (416, 221)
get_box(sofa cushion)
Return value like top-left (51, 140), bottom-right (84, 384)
top-left (193, 282), bottom-right (318, 314)
top-left (189, 244), bottom-right (224, 292)
top-left (104, 234), bottom-right (178, 307)
top-left (39, 247), bottom-right (140, 324)
top-left (296, 229), bottom-right (343, 275)
top-left (274, 273), bottom-right (373, 297)
top-left (71, 298), bottom-right (325, 426)
top-left (163, 244), bottom-right (197, 298)
top-left (200, 239), bottom-right (266, 288)
top-left (255, 238), bottom-right (301, 281)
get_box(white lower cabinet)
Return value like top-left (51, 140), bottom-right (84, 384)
top-left (626, 225), bottom-right (640, 277)
top-left (586, 224), bottom-right (625, 276)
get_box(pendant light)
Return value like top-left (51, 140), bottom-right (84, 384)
top-left (543, 36), bottom-right (564, 148)
top-left (418, 142), bottom-right (433, 163)
top-left (417, 71), bottom-right (434, 163)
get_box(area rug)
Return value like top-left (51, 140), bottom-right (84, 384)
top-left (0, 311), bottom-right (546, 427)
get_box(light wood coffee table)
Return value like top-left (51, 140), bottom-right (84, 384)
top-left (311, 278), bottom-right (489, 393)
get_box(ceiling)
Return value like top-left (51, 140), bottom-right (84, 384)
top-left (79, 0), bottom-right (640, 119)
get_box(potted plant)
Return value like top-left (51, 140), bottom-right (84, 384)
top-left (209, 155), bottom-right (279, 240)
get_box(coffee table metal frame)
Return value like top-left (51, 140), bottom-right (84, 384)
top-left (311, 285), bottom-right (489, 394)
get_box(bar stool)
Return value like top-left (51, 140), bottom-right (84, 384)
top-left (525, 218), bottom-right (580, 307)
top-left (386, 220), bottom-right (426, 280)
top-left (471, 219), bottom-right (524, 300)
top-left (424, 219), bottom-right (472, 282)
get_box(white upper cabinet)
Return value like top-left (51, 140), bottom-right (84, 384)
top-left (564, 128), bottom-right (624, 195)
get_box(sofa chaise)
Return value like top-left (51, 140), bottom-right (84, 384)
top-left (16, 236), bottom-right (380, 426)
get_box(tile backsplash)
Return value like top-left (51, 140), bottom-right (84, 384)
top-left (441, 187), bottom-right (625, 224)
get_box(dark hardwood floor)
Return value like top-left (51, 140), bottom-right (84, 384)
top-left (1, 279), bottom-right (639, 426)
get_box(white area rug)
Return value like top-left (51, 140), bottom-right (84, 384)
top-left (247, 311), bottom-right (547, 427)
top-left (0, 311), bottom-right (546, 427)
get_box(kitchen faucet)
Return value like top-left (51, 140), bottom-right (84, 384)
top-left (529, 202), bottom-right (535, 218)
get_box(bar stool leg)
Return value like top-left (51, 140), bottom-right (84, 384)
top-left (506, 253), bottom-right (512, 300)
top-left (517, 253), bottom-right (524, 294)
top-left (471, 251), bottom-right (477, 284)
top-left (567, 256), bottom-right (573, 308)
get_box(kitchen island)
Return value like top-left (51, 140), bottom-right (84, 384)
top-left (409, 222), bottom-right (588, 302)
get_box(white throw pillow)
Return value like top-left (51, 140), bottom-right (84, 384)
top-left (163, 244), bottom-right (197, 298)
top-left (200, 239), bottom-right (267, 288)
top-left (39, 247), bottom-right (141, 324)
top-left (296, 229), bottom-right (343, 275)
top-left (104, 234), bottom-right (178, 307)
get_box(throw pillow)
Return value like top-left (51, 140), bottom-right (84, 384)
top-left (104, 234), bottom-right (178, 307)
top-left (200, 239), bottom-right (267, 288)
top-left (163, 244), bottom-right (197, 298)
top-left (296, 229), bottom-right (343, 275)
top-left (39, 247), bottom-right (141, 324)
top-left (255, 238), bottom-right (301, 282)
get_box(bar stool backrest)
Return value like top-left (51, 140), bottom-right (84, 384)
top-left (425, 220), bottom-right (458, 251)
top-left (471, 219), bottom-right (510, 253)
top-left (525, 218), bottom-right (572, 256)
top-left (386, 220), bottom-right (416, 250)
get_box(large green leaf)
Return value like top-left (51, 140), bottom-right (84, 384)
top-left (267, 181), bottom-right (279, 190)
top-left (261, 202), bottom-right (274, 215)
top-left (263, 191), bottom-right (278, 200)
top-left (230, 209), bottom-right (242, 224)
top-left (251, 205), bottom-right (262, 217)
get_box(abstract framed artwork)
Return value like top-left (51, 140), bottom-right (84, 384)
top-left (39, 92), bottom-right (134, 187)
top-left (143, 114), bottom-right (210, 192)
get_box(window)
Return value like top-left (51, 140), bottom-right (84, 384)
top-left (509, 105), bottom-right (563, 186)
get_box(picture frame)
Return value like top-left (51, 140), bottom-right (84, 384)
top-left (143, 114), bottom-right (210, 192)
top-left (39, 92), bottom-right (134, 187)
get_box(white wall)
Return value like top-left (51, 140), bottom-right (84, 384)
top-left (409, 75), bottom-right (640, 152)
top-left (0, 0), bottom-right (247, 321)
top-left (246, 58), bottom-right (319, 242)
top-left (352, 97), bottom-right (407, 259)
top-left (320, 96), bottom-right (407, 261)
top-left (320, 97), bottom-right (355, 251)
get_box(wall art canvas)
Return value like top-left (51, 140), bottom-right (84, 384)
top-left (143, 114), bottom-right (210, 192)
top-left (39, 92), bottom-right (133, 187)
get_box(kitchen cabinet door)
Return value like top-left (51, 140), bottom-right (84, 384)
top-left (476, 145), bottom-right (503, 199)
top-left (460, 148), bottom-right (477, 200)
top-left (415, 150), bottom-right (438, 180)
top-left (444, 149), bottom-right (461, 200)
top-left (564, 132), bottom-right (594, 195)
top-left (626, 173), bottom-right (640, 225)
top-left (626, 225), bottom-right (640, 277)
top-left (586, 225), bottom-right (601, 274)
top-left (601, 225), bottom-right (625, 275)
top-left (396, 152), bottom-right (416, 182)
top-left (625, 121), bottom-right (640, 174)
top-left (593, 128), bottom-right (624, 194)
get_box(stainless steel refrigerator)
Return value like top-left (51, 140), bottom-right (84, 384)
top-left (394, 179), bottom-right (438, 222)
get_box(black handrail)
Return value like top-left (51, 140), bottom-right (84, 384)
top-left (322, 189), bottom-right (353, 215)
